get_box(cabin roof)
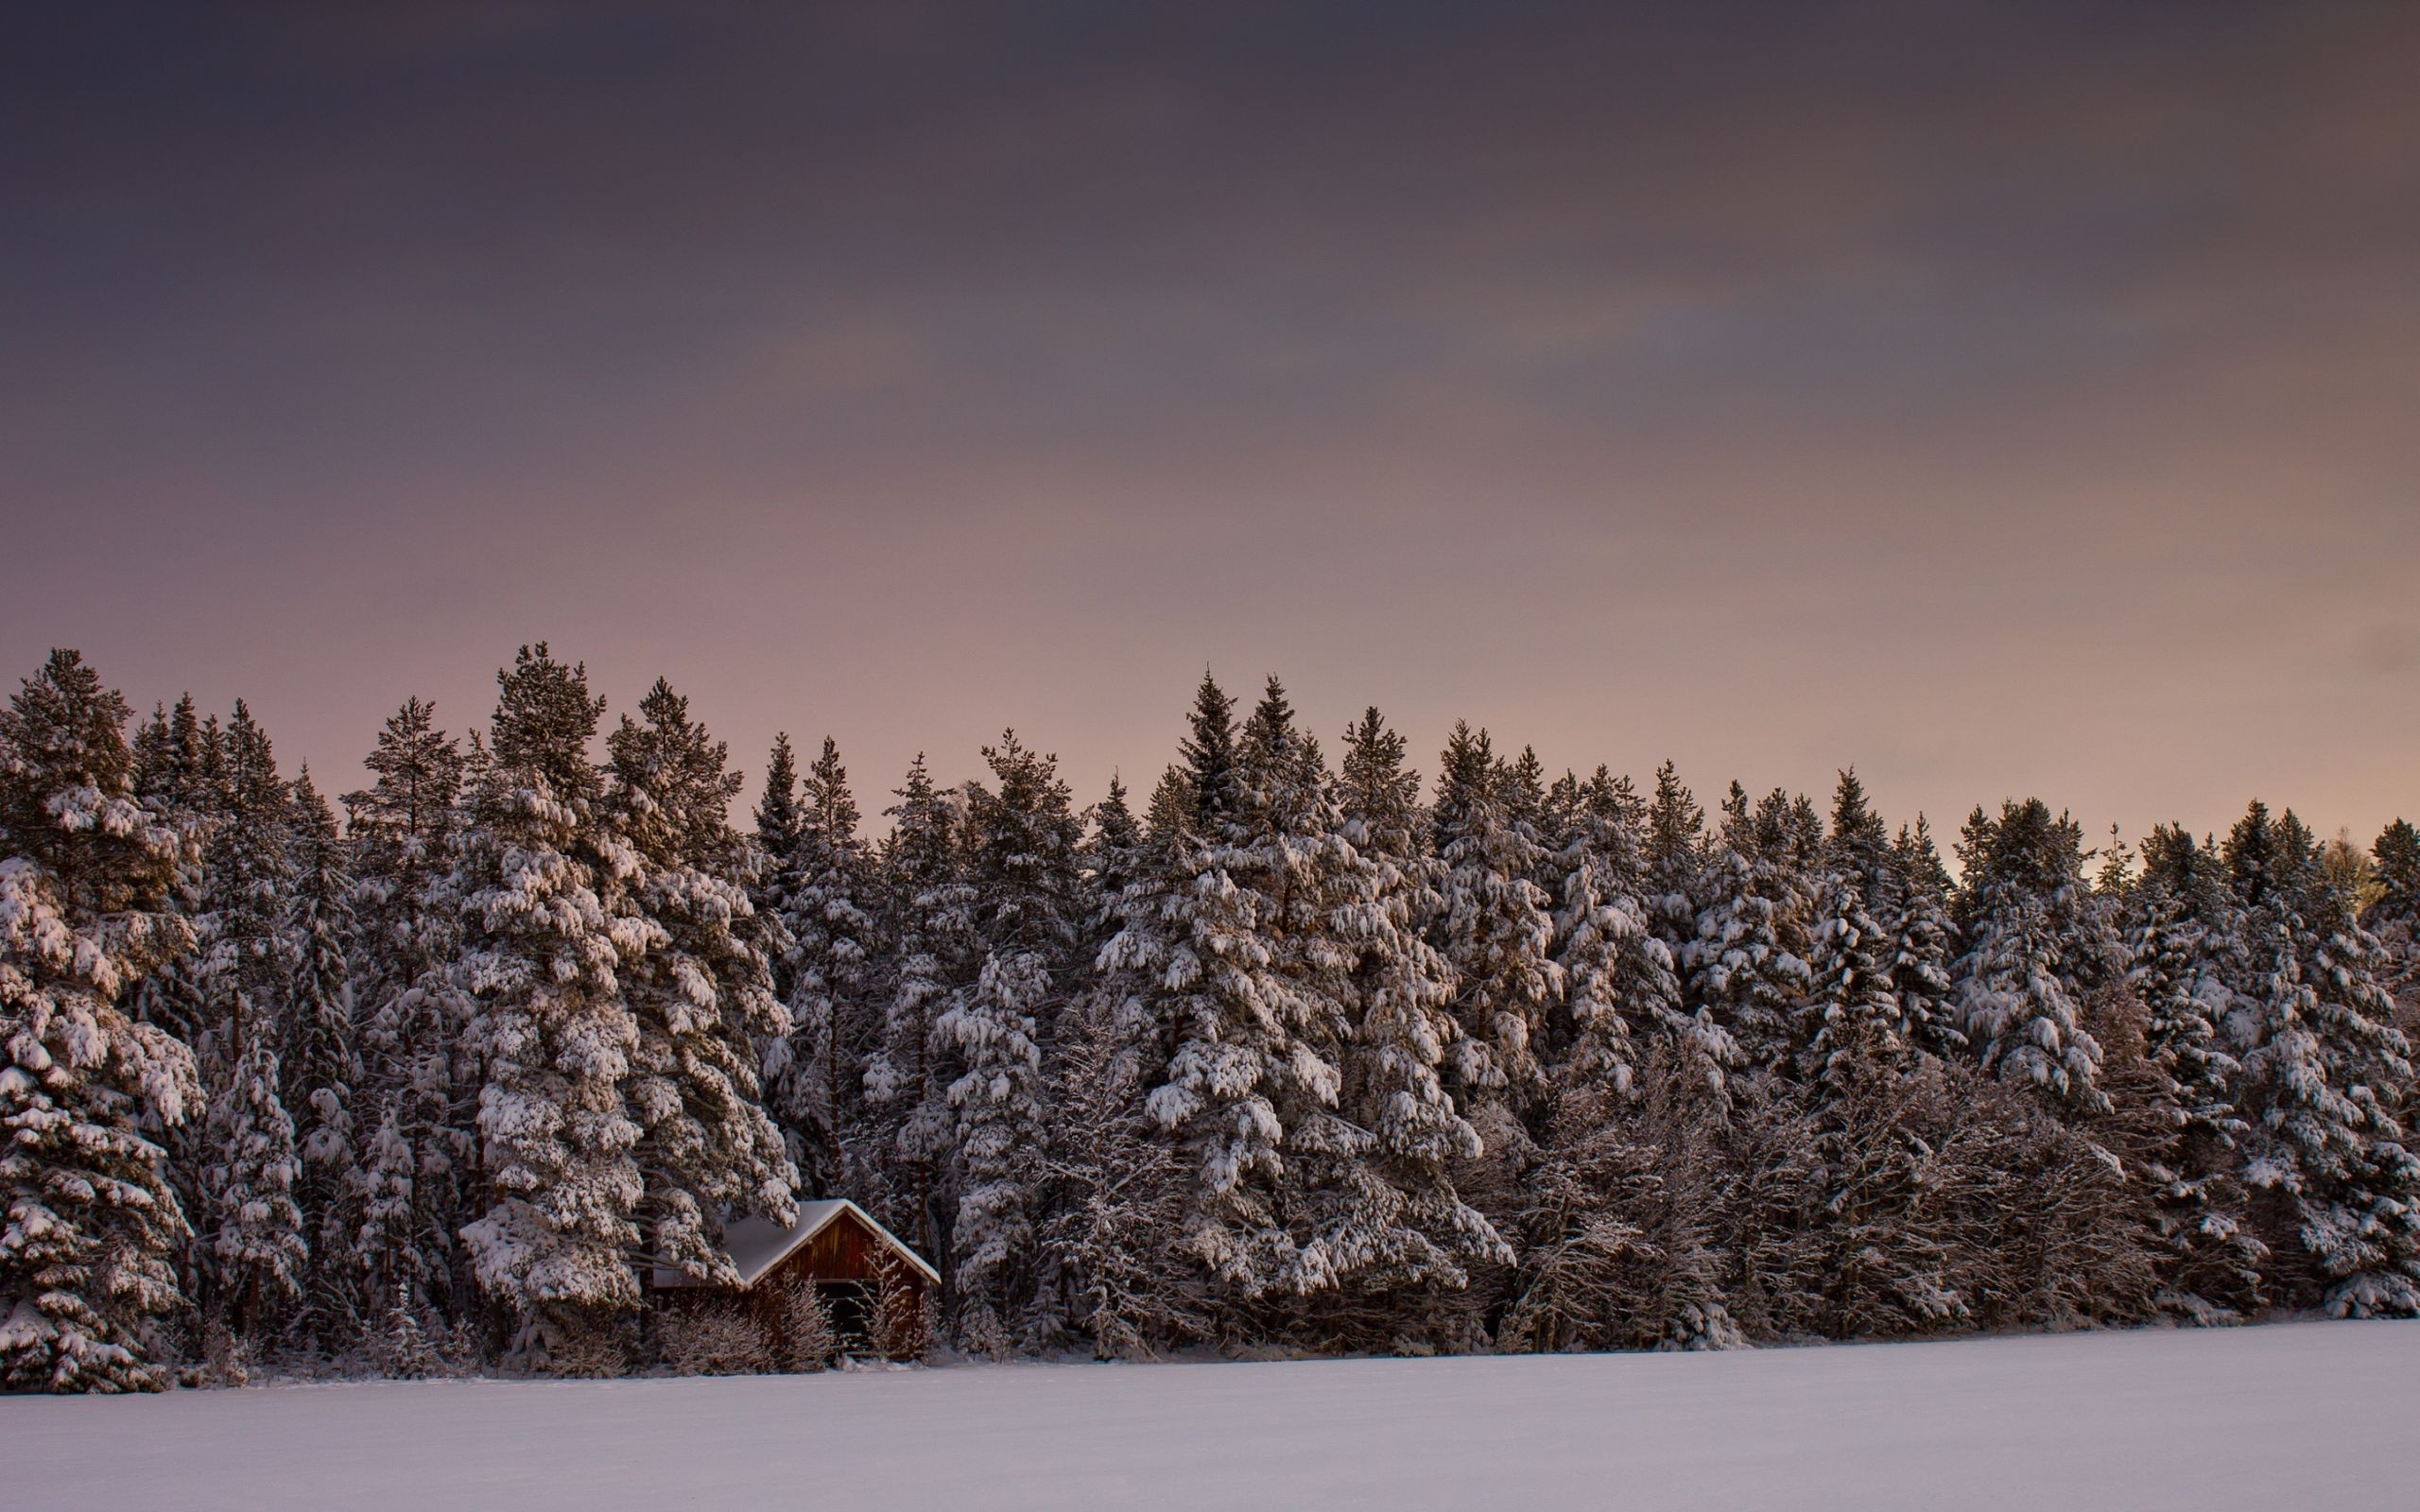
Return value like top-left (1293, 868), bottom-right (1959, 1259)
top-left (653, 1198), bottom-right (941, 1291)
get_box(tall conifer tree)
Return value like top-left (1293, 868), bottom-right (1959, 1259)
top-left (341, 698), bottom-right (473, 1332)
top-left (1430, 723), bottom-right (1563, 1116)
top-left (283, 768), bottom-right (361, 1348)
top-left (759, 736), bottom-right (882, 1197)
top-left (196, 702), bottom-right (307, 1343)
top-left (1953, 799), bottom-right (2113, 1114)
top-left (455, 646), bottom-right (649, 1361)
top-left (605, 679), bottom-right (798, 1288)
top-left (0, 652), bottom-right (203, 1392)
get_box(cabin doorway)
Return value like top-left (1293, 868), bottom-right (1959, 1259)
top-left (818, 1280), bottom-right (874, 1354)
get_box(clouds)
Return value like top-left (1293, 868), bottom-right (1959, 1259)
top-left (1, 2), bottom-right (2415, 845)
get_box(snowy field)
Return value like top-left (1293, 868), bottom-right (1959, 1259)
top-left (9, 1321), bottom-right (2415, 1510)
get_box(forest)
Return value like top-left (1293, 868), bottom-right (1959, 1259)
top-left (4, 644), bottom-right (2416, 1392)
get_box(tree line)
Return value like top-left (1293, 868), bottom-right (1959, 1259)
top-left (4, 644), bottom-right (2416, 1391)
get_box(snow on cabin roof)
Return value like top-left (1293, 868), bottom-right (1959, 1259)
top-left (651, 1198), bottom-right (940, 1291)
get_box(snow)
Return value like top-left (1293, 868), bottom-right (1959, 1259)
top-left (9, 1322), bottom-right (2416, 1509)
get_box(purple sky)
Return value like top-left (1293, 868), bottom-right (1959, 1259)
top-left (5, 3), bottom-right (2416, 847)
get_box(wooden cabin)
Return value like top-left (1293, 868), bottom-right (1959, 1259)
top-left (651, 1199), bottom-right (939, 1361)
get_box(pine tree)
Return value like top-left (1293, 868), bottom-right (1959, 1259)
top-left (1887, 819), bottom-right (1963, 1059)
top-left (282, 769), bottom-right (361, 1348)
top-left (759, 736), bottom-right (883, 1198)
top-left (1953, 799), bottom-right (2112, 1114)
top-left (1686, 786), bottom-right (1812, 1077)
top-left (752, 733), bottom-right (804, 876)
top-left (2223, 807), bottom-right (2420, 1316)
top-left (0, 651), bottom-right (205, 1392)
top-left (455, 645), bottom-right (650, 1360)
top-left (340, 698), bottom-right (473, 1331)
top-left (2368, 819), bottom-right (2420, 1035)
top-left (2121, 824), bottom-right (2262, 1319)
top-left (1549, 767), bottom-right (1681, 1096)
top-left (606, 679), bottom-right (798, 1289)
top-left (861, 754), bottom-right (978, 1281)
top-left (1797, 772), bottom-right (1905, 1085)
top-left (201, 1026), bottom-right (307, 1347)
top-left (1802, 868), bottom-right (1903, 1088)
top-left (1429, 723), bottom-right (1564, 1115)
top-left (941, 731), bottom-right (1082, 1348)
top-left (1645, 762), bottom-right (1704, 954)
top-left (1825, 770), bottom-right (1892, 895)
top-left (1115, 679), bottom-right (1366, 1304)
top-left (2373, 820), bottom-right (2420, 932)
top-left (1322, 710), bottom-right (1502, 1325)
top-left (1177, 672), bottom-right (1239, 833)
top-left (1081, 774), bottom-right (1143, 936)
top-left (195, 701), bottom-right (308, 1343)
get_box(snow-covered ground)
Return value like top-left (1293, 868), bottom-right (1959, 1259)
top-left (9, 1321), bottom-right (2414, 1510)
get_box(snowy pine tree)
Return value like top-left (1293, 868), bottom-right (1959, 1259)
top-left (758, 736), bottom-right (883, 1197)
top-left (860, 754), bottom-right (978, 1282)
top-left (282, 769), bottom-right (362, 1349)
top-left (940, 731), bottom-right (1082, 1349)
top-left (455, 646), bottom-right (652, 1361)
top-left (1549, 766), bottom-right (1681, 1098)
top-left (1887, 818), bottom-right (1963, 1059)
top-left (1430, 723), bottom-right (1564, 1117)
top-left (0, 652), bottom-right (205, 1393)
top-left (2123, 824), bottom-right (2262, 1319)
top-left (2222, 805), bottom-right (2420, 1316)
top-left (2368, 819), bottom-right (2420, 1036)
top-left (1320, 709), bottom-right (1502, 1331)
top-left (1686, 786), bottom-right (1813, 1078)
top-left (194, 701), bottom-right (309, 1344)
top-left (201, 1025), bottom-right (307, 1347)
top-left (1953, 800), bottom-right (2113, 1114)
top-left (605, 679), bottom-right (798, 1288)
top-left (340, 697), bottom-right (474, 1332)
top-left (1113, 679), bottom-right (1366, 1304)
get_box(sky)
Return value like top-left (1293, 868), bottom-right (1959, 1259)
top-left (4, 2), bottom-right (2416, 850)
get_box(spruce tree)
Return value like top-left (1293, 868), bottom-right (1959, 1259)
top-left (1798, 772), bottom-right (1904, 1085)
top-left (1887, 819), bottom-right (1963, 1059)
top-left (1323, 710), bottom-right (1501, 1321)
top-left (752, 733), bottom-right (804, 876)
top-left (195, 701), bottom-right (308, 1344)
top-left (1953, 799), bottom-right (2113, 1114)
top-left (1115, 679), bottom-right (1366, 1302)
top-left (941, 731), bottom-right (1082, 1349)
top-left (1802, 868), bottom-right (1903, 1088)
top-left (282, 769), bottom-right (361, 1349)
top-left (2123, 824), bottom-right (2262, 1319)
top-left (605, 679), bottom-right (798, 1289)
top-left (759, 736), bottom-right (883, 1198)
top-left (1081, 774), bottom-right (1143, 936)
top-left (861, 755), bottom-right (978, 1280)
top-left (2368, 819), bottom-right (2420, 1034)
top-left (1645, 762), bottom-right (1705, 954)
top-left (1549, 766), bottom-right (1681, 1096)
top-left (0, 651), bottom-right (204, 1392)
top-left (1429, 723), bottom-right (1564, 1115)
top-left (1686, 785), bottom-right (1813, 1077)
top-left (1178, 672), bottom-right (1239, 833)
top-left (2223, 807), bottom-right (2420, 1316)
top-left (455, 646), bottom-right (648, 1361)
top-left (340, 698), bottom-right (473, 1332)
